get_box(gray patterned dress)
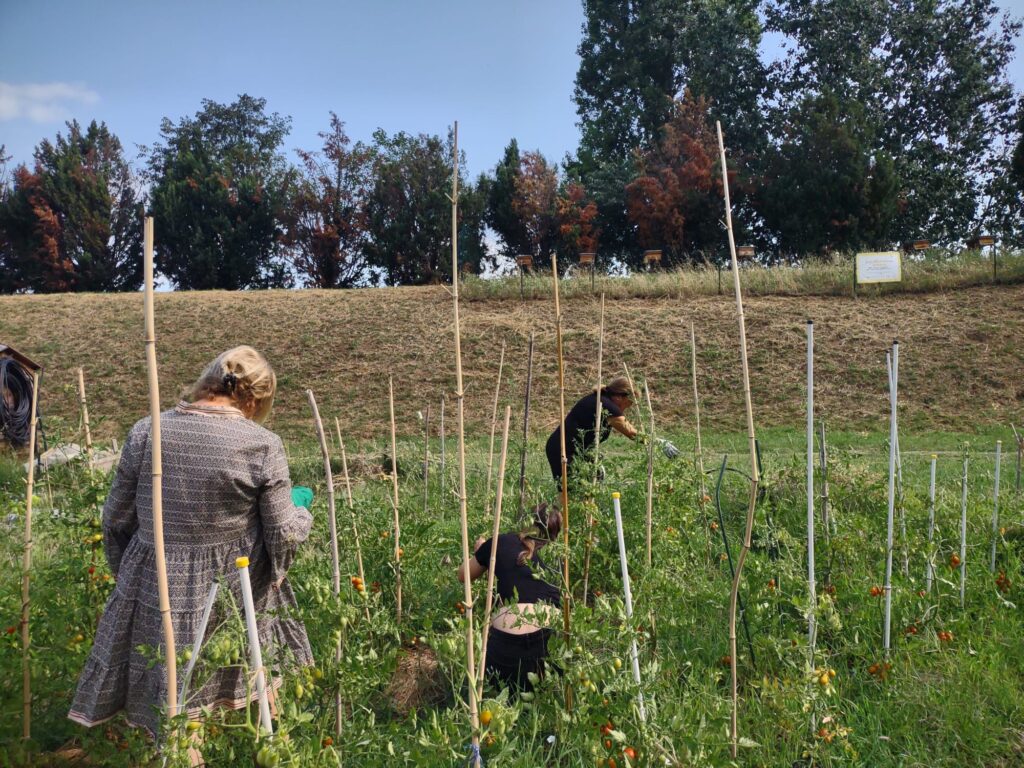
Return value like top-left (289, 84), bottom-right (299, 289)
top-left (69, 401), bottom-right (314, 736)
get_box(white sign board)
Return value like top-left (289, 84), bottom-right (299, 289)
top-left (856, 252), bottom-right (902, 284)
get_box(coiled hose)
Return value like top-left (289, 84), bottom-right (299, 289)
top-left (0, 357), bottom-right (36, 447)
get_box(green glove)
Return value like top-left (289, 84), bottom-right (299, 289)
top-left (291, 486), bottom-right (314, 510)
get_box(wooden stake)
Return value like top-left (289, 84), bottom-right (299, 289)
top-left (621, 362), bottom-right (645, 434)
top-left (335, 418), bottom-right (369, 621)
top-left (143, 216), bottom-right (177, 722)
top-left (20, 368), bottom-right (39, 741)
top-left (77, 367), bottom-right (94, 471)
top-left (476, 406), bottom-right (511, 698)
top-left (422, 405), bottom-right (431, 516)
top-left (306, 390), bottom-right (340, 597)
top-left (484, 341), bottom-right (506, 516)
top-left (551, 255), bottom-right (572, 641)
top-left (644, 381), bottom-right (656, 568)
top-left (582, 295), bottom-right (605, 601)
top-left (388, 375), bottom-right (402, 624)
top-left (450, 122), bottom-right (482, 764)
top-left (517, 333), bottom-right (535, 525)
top-left (717, 122), bottom-right (760, 760)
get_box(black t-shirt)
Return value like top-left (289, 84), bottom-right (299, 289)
top-left (474, 532), bottom-right (561, 607)
top-left (547, 391), bottom-right (624, 464)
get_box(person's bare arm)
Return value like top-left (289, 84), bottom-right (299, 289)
top-left (457, 536), bottom-right (488, 583)
top-left (608, 415), bottom-right (638, 440)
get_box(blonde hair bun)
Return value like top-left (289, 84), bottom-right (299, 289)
top-left (189, 346), bottom-right (277, 422)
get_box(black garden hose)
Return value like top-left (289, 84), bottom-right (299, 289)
top-left (0, 357), bottom-right (35, 447)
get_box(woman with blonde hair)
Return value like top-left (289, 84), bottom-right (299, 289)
top-left (69, 346), bottom-right (314, 757)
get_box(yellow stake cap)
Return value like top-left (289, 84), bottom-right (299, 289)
top-left (931, 454), bottom-right (938, 459)
top-left (612, 491), bottom-right (621, 499)
top-left (235, 556), bottom-right (249, 568)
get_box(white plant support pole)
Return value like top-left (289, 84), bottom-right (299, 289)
top-left (440, 394), bottom-right (446, 480)
top-left (236, 557), bottom-right (272, 736)
top-left (990, 441), bottom-right (1001, 573)
top-left (611, 491), bottom-right (646, 722)
top-left (959, 456), bottom-right (968, 608)
top-left (644, 381), bottom-right (655, 568)
top-left (886, 353), bottom-right (908, 576)
top-left (177, 582), bottom-right (219, 714)
top-left (926, 454), bottom-right (937, 593)
top-left (883, 342), bottom-right (898, 657)
top-left (806, 321), bottom-right (816, 664)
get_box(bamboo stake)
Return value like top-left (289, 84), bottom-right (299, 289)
top-left (143, 216), bottom-right (177, 722)
top-left (883, 343), bottom-right (899, 657)
top-left (644, 381), bottom-right (656, 568)
top-left (307, 391), bottom-right (340, 596)
top-left (990, 440), bottom-right (1001, 573)
top-left (621, 362), bottom-right (645, 434)
top-left (484, 341), bottom-right (506, 516)
top-left (77, 367), bottom-right (94, 471)
top-left (476, 406), bottom-right (512, 698)
top-left (334, 419), bottom-right (369, 621)
top-left (806, 321), bottom-right (817, 667)
top-left (959, 455), bottom-right (968, 608)
top-left (691, 323), bottom-right (712, 561)
top-left (581, 296), bottom-right (605, 601)
top-left (926, 454), bottom-right (937, 593)
top-left (449, 122), bottom-right (482, 765)
top-left (717, 121), bottom-right (760, 760)
top-left (551, 254), bottom-right (573, 658)
top-left (517, 333), bottom-right (535, 524)
top-left (20, 368), bottom-right (39, 741)
top-left (388, 375), bottom-right (402, 624)
top-left (422, 405), bottom-right (431, 516)
top-left (612, 491), bottom-right (646, 722)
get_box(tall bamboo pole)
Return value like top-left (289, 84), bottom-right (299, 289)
top-left (143, 216), bottom-right (177, 721)
top-left (476, 406), bottom-right (512, 698)
top-left (388, 376), bottom-right (402, 624)
top-left (450, 122), bottom-right (482, 765)
top-left (335, 419), bottom-right (369, 620)
top-left (806, 321), bottom-right (817, 667)
top-left (717, 121), bottom-right (760, 760)
top-left (643, 381), bottom-right (656, 568)
top-left (959, 455), bottom-right (968, 608)
top-left (551, 254), bottom-right (572, 651)
top-left (926, 454), bottom-right (937, 593)
top-left (621, 362), bottom-right (645, 434)
top-left (581, 296), bottom-right (605, 600)
top-left (20, 368), bottom-right (39, 741)
top-left (517, 333), bottom-right (535, 524)
top-left (883, 343), bottom-right (899, 657)
top-left (422, 405), bottom-right (431, 516)
top-left (990, 441), bottom-right (1002, 572)
top-left (484, 341), bottom-right (506, 516)
top-left (307, 390), bottom-right (340, 596)
top-left (77, 367), bottom-right (94, 471)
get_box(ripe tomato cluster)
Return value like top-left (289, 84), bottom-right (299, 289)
top-left (869, 585), bottom-right (883, 597)
top-left (995, 571), bottom-right (1012, 593)
top-left (949, 553), bottom-right (961, 568)
top-left (350, 575), bottom-right (364, 593)
top-left (937, 629), bottom-right (954, 643)
top-left (868, 661), bottom-right (892, 680)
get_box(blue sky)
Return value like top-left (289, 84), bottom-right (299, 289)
top-left (2, 0), bottom-right (1023, 180)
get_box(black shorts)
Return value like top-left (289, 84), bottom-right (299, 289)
top-left (485, 627), bottom-right (552, 691)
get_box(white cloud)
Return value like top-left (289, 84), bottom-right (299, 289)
top-left (0, 82), bottom-right (100, 123)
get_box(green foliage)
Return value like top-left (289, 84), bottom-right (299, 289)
top-left (485, 139), bottom-right (532, 259)
top-left (145, 94), bottom-right (293, 289)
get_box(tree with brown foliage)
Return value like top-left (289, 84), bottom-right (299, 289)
top-left (512, 151), bottom-right (559, 260)
top-left (556, 181), bottom-right (600, 256)
top-left (284, 114), bottom-right (372, 288)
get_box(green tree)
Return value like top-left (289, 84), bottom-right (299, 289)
top-left (759, 92), bottom-right (900, 257)
top-left (767, 0), bottom-right (1021, 244)
top-left (485, 139), bottom-right (532, 260)
top-left (283, 113), bottom-right (372, 288)
top-left (363, 129), bottom-right (485, 285)
top-left (145, 95), bottom-right (292, 289)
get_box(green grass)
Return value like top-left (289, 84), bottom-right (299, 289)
top-left (1, 423), bottom-right (1022, 766)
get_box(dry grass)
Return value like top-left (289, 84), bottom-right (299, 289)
top-left (1, 281), bottom-right (1022, 444)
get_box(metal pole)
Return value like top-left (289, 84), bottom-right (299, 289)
top-left (926, 454), bottom-right (937, 593)
top-left (990, 441), bottom-right (1001, 572)
top-left (611, 492), bottom-right (646, 722)
top-left (883, 342), bottom-right (898, 657)
top-left (959, 456), bottom-right (968, 608)
top-left (806, 321), bottom-right (816, 665)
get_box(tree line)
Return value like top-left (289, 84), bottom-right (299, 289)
top-left (1, 0), bottom-right (1022, 293)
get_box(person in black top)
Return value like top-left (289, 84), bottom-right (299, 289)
top-left (457, 504), bottom-right (562, 691)
top-left (546, 376), bottom-right (639, 485)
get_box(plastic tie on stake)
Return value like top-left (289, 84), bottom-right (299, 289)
top-left (465, 742), bottom-right (483, 766)
top-left (236, 556), bottom-right (249, 569)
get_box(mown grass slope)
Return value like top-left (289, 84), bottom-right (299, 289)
top-left (1, 282), bottom-right (1022, 444)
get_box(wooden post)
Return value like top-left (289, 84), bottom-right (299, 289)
top-left (484, 341), bottom-right (506, 517)
top-left (77, 367), bottom-right (94, 471)
top-left (388, 375), bottom-right (402, 624)
top-left (20, 368), bottom-right (39, 741)
top-left (582, 294), bottom-right (605, 601)
top-left (476, 406), bottom-right (512, 698)
top-left (306, 390), bottom-right (340, 597)
top-left (517, 333), bottom-right (535, 525)
top-left (717, 122), bottom-right (760, 760)
top-left (450, 122), bottom-right (482, 765)
top-left (143, 216), bottom-right (177, 722)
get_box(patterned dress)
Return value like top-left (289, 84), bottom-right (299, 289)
top-left (69, 401), bottom-right (314, 736)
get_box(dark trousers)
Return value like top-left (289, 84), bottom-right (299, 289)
top-left (485, 627), bottom-right (552, 692)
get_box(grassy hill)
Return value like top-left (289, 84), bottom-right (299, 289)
top-left (1, 281), bottom-right (1023, 446)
